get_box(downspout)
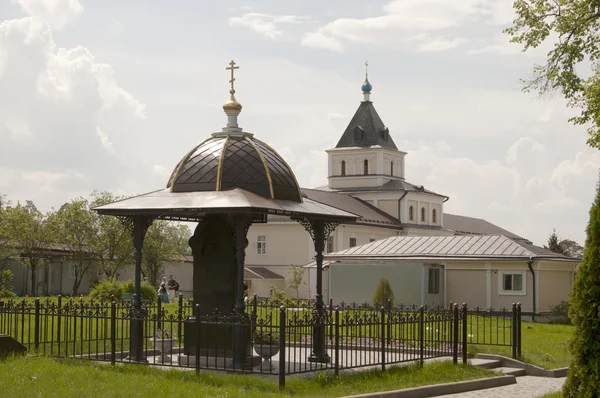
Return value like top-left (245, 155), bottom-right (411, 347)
top-left (527, 257), bottom-right (536, 322)
top-left (398, 191), bottom-right (408, 222)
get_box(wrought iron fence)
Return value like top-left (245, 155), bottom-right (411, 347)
top-left (0, 295), bottom-right (522, 388)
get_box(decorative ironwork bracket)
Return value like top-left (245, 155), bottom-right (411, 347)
top-left (116, 215), bottom-right (155, 248)
top-left (293, 218), bottom-right (340, 248)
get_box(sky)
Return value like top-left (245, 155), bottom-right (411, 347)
top-left (0, 0), bottom-right (598, 247)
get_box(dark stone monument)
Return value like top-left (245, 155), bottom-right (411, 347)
top-left (0, 334), bottom-right (26, 358)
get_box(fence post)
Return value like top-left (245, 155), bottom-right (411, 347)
top-left (511, 303), bottom-right (517, 359)
top-left (111, 300), bottom-right (116, 365)
top-left (419, 306), bottom-right (424, 367)
top-left (387, 299), bottom-right (392, 345)
top-left (329, 298), bottom-right (333, 340)
top-left (195, 304), bottom-right (200, 374)
top-left (34, 298), bottom-right (40, 353)
top-left (157, 295), bottom-right (162, 331)
top-left (517, 303), bottom-right (522, 359)
top-left (381, 306), bottom-right (386, 372)
top-left (57, 295), bottom-right (62, 355)
top-left (177, 294), bottom-right (183, 343)
top-left (334, 307), bottom-right (340, 377)
top-left (279, 306), bottom-right (286, 390)
top-left (462, 303), bottom-right (468, 364)
top-left (452, 304), bottom-right (459, 365)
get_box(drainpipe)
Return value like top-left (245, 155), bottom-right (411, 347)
top-left (527, 257), bottom-right (536, 322)
top-left (398, 191), bottom-right (408, 222)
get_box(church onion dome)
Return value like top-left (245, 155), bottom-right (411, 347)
top-left (361, 78), bottom-right (372, 93)
top-left (166, 136), bottom-right (303, 202)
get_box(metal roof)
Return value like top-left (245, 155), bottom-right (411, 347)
top-left (93, 188), bottom-right (359, 222)
top-left (244, 267), bottom-right (284, 280)
top-left (325, 235), bottom-right (578, 262)
top-left (443, 213), bottom-right (530, 243)
top-left (335, 101), bottom-right (398, 150)
top-left (313, 179), bottom-right (447, 199)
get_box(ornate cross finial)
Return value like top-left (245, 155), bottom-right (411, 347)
top-left (365, 61), bottom-right (369, 78)
top-left (226, 60), bottom-right (239, 92)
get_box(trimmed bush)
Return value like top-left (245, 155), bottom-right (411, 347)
top-left (0, 269), bottom-right (16, 298)
top-left (124, 281), bottom-right (158, 302)
top-left (373, 277), bottom-right (394, 309)
top-left (267, 285), bottom-right (297, 307)
top-left (89, 278), bottom-right (125, 301)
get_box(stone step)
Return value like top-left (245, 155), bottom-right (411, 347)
top-left (469, 358), bottom-right (502, 369)
top-left (495, 366), bottom-right (527, 376)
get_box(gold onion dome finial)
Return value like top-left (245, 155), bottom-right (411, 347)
top-left (223, 60), bottom-right (242, 111)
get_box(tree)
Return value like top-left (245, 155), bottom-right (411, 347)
top-left (142, 221), bottom-right (191, 288)
top-left (545, 229), bottom-right (566, 254)
top-left (90, 192), bottom-right (134, 279)
top-left (55, 198), bottom-right (97, 295)
top-left (0, 197), bottom-right (17, 263)
top-left (2, 203), bottom-right (57, 296)
top-left (373, 277), bottom-right (394, 309)
top-left (286, 264), bottom-right (305, 299)
top-left (505, 0), bottom-right (600, 148)
top-left (560, 239), bottom-right (584, 259)
top-left (564, 175), bottom-right (600, 397)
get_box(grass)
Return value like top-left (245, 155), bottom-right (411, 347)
top-left (539, 393), bottom-right (562, 398)
top-left (470, 321), bottom-right (574, 369)
top-left (0, 356), bottom-right (496, 398)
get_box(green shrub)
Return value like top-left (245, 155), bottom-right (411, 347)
top-left (124, 281), bottom-right (158, 302)
top-left (0, 269), bottom-right (16, 298)
top-left (373, 277), bottom-right (394, 308)
top-left (89, 278), bottom-right (125, 301)
top-left (548, 300), bottom-right (571, 325)
top-left (267, 285), bottom-right (297, 307)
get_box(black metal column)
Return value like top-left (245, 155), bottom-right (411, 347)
top-left (233, 213), bottom-right (248, 368)
top-left (128, 215), bottom-right (151, 363)
top-left (309, 219), bottom-right (330, 363)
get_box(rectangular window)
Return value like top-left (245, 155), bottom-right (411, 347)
top-left (499, 272), bottom-right (526, 295)
top-left (327, 236), bottom-right (334, 253)
top-left (349, 237), bottom-right (357, 248)
top-left (257, 235), bottom-right (267, 255)
top-left (428, 268), bottom-right (440, 294)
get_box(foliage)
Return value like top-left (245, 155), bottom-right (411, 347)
top-left (89, 278), bottom-right (125, 301)
top-left (0, 269), bottom-right (16, 298)
top-left (0, 195), bottom-right (18, 263)
top-left (1, 203), bottom-right (57, 296)
top-left (155, 329), bottom-right (172, 339)
top-left (90, 191), bottom-right (134, 279)
top-left (545, 229), bottom-right (565, 254)
top-left (505, 0), bottom-right (600, 148)
top-left (560, 239), bottom-right (584, 259)
top-left (564, 174), bottom-right (600, 397)
top-left (142, 220), bottom-right (191, 288)
top-left (254, 331), bottom-right (279, 345)
top-left (55, 198), bottom-right (97, 295)
top-left (123, 280), bottom-right (158, 302)
top-left (373, 277), bottom-right (394, 308)
top-left (548, 300), bottom-right (572, 325)
top-left (286, 264), bottom-right (304, 299)
top-left (267, 285), bottom-right (298, 307)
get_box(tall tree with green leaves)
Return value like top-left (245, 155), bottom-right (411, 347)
top-left (55, 198), bottom-right (97, 295)
top-left (560, 238), bottom-right (584, 259)
top-left (564, 175), bottom-right (600, 397)
top-left (506, 0), bottom-right (600, 148)
top-left (0, 197), bottom-right (17, 263)
top-left (2, 203), bottom-right (57, 296)
top-left (90, 191), bottom-right (134, 279)
top-left (545, 229), bottom-right (566, 254)
top-left (142, 221), bottom-right (191, 287)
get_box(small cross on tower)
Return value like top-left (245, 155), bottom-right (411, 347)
top-left (226, 60), bottom-right (239, 92)
top-left (365, 61), bottom-right (369, 78)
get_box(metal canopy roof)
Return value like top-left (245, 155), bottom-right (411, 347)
top-left (324, 234), bottom-right (579, 262)
top-left (93, 187), bottom-right (359, 222)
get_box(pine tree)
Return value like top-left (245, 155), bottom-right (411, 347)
top-left (373, 277), bottom-right (394, 309)
top-left (564, 175), bottom-right (600, 397)
top-left (545, 229), bottom-right (565, 254)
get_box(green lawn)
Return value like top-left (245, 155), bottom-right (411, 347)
top-left (539, 393), bottom-right (562, 398)
top-left (470, 321), bottom-right (574, 369)
top-left (0, 356), bottom-right (496, 398)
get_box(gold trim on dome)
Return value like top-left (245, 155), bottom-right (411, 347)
top-left (246, 136), bottom-right (274, 199)
top-left (254, 138), bottom-right (303, 203)
top-left (216, 136), bottom-right (230, 191)
top-left (168, 137), bottom-right (214, 192)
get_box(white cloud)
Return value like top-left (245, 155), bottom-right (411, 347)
top-left (416, 36), bottom-right (468, 52)
top-left (229, 13), bottom-right (307, 39)
top-left (301, 30), bottom-right (344, 52)
top-left (17, 0), bottom-right (84, 31)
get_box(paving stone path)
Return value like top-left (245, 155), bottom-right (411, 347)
top-left (438, 376), bottom-right (565, 397)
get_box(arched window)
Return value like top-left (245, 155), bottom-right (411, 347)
top-left (432, 209), bottom-right (437, 224)
top-left (364, 159), bottom-right (368, 175)
top-left (341, 161), bottom-right (346, 176)
top-left (390, 161), bottom-right (394, 176)
top-left (409, 206), bottom-right (414, 221)
top-left (421, 207), bottom-right (426, 222)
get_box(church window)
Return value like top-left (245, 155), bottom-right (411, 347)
top-left (421, 207), bottom-right (426, 222)
top-left (341, 161), bottom-right (346, 176)
top-left (349, 237), bottom-right (357, 248)
top-left (428, 268), bottom-right (440, 294)
top-left (409, 206), bottom-right (414, 221)
top-left (432, 209), bottom-right (437, 224)
top-left (257, 236), bottom-right (267, 255)
top-left (390, 161), bottom-right (394, 176)
top-left (327, 236), bottom-right (334, 253)
top-left (363, 159), bottom-right (368, 175)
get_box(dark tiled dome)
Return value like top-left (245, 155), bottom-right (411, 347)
top-left (167, 136), bottom-right (302, 202)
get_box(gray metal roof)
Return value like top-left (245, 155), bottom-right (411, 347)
top-left (313, 179), bottom-right (447, 199)
top-left (244, 267), bottom-right (284, 280)
top-left (335, 101), bottom-right (398, 150)
top-left (325, 235), bottom-right (578, 261)
top-left (443, 213), bottom-right (530, 243)
top-left (93, 188), bottom-right (359, 222)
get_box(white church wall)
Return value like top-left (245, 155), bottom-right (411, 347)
top-left (378, 200), bottom-right (398, 219)
top-left (246, 222), bottom-right (312, 267)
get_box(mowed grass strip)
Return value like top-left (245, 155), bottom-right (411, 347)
top-left (0, 356), bottom-right (496, 398)
top-left (471, 321), bottom-right (574, 369)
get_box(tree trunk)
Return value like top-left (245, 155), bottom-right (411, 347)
top-left (30, 260), bottom-right (38, 297)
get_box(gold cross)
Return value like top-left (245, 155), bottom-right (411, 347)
top-left (226, 60), bottom-right (239, 91)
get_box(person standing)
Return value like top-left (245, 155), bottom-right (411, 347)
top-left (167, 274), bottom-right (179, 303)
top-left (158, 277), bottom-right (169, 304)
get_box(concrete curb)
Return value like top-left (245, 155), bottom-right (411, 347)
top-left (476, 354), bottom-right (568, 377)
top-left (340, 375), bottom-right (516, 398)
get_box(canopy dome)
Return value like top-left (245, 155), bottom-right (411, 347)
top-left (167, 135), bottom-right (302, 202)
